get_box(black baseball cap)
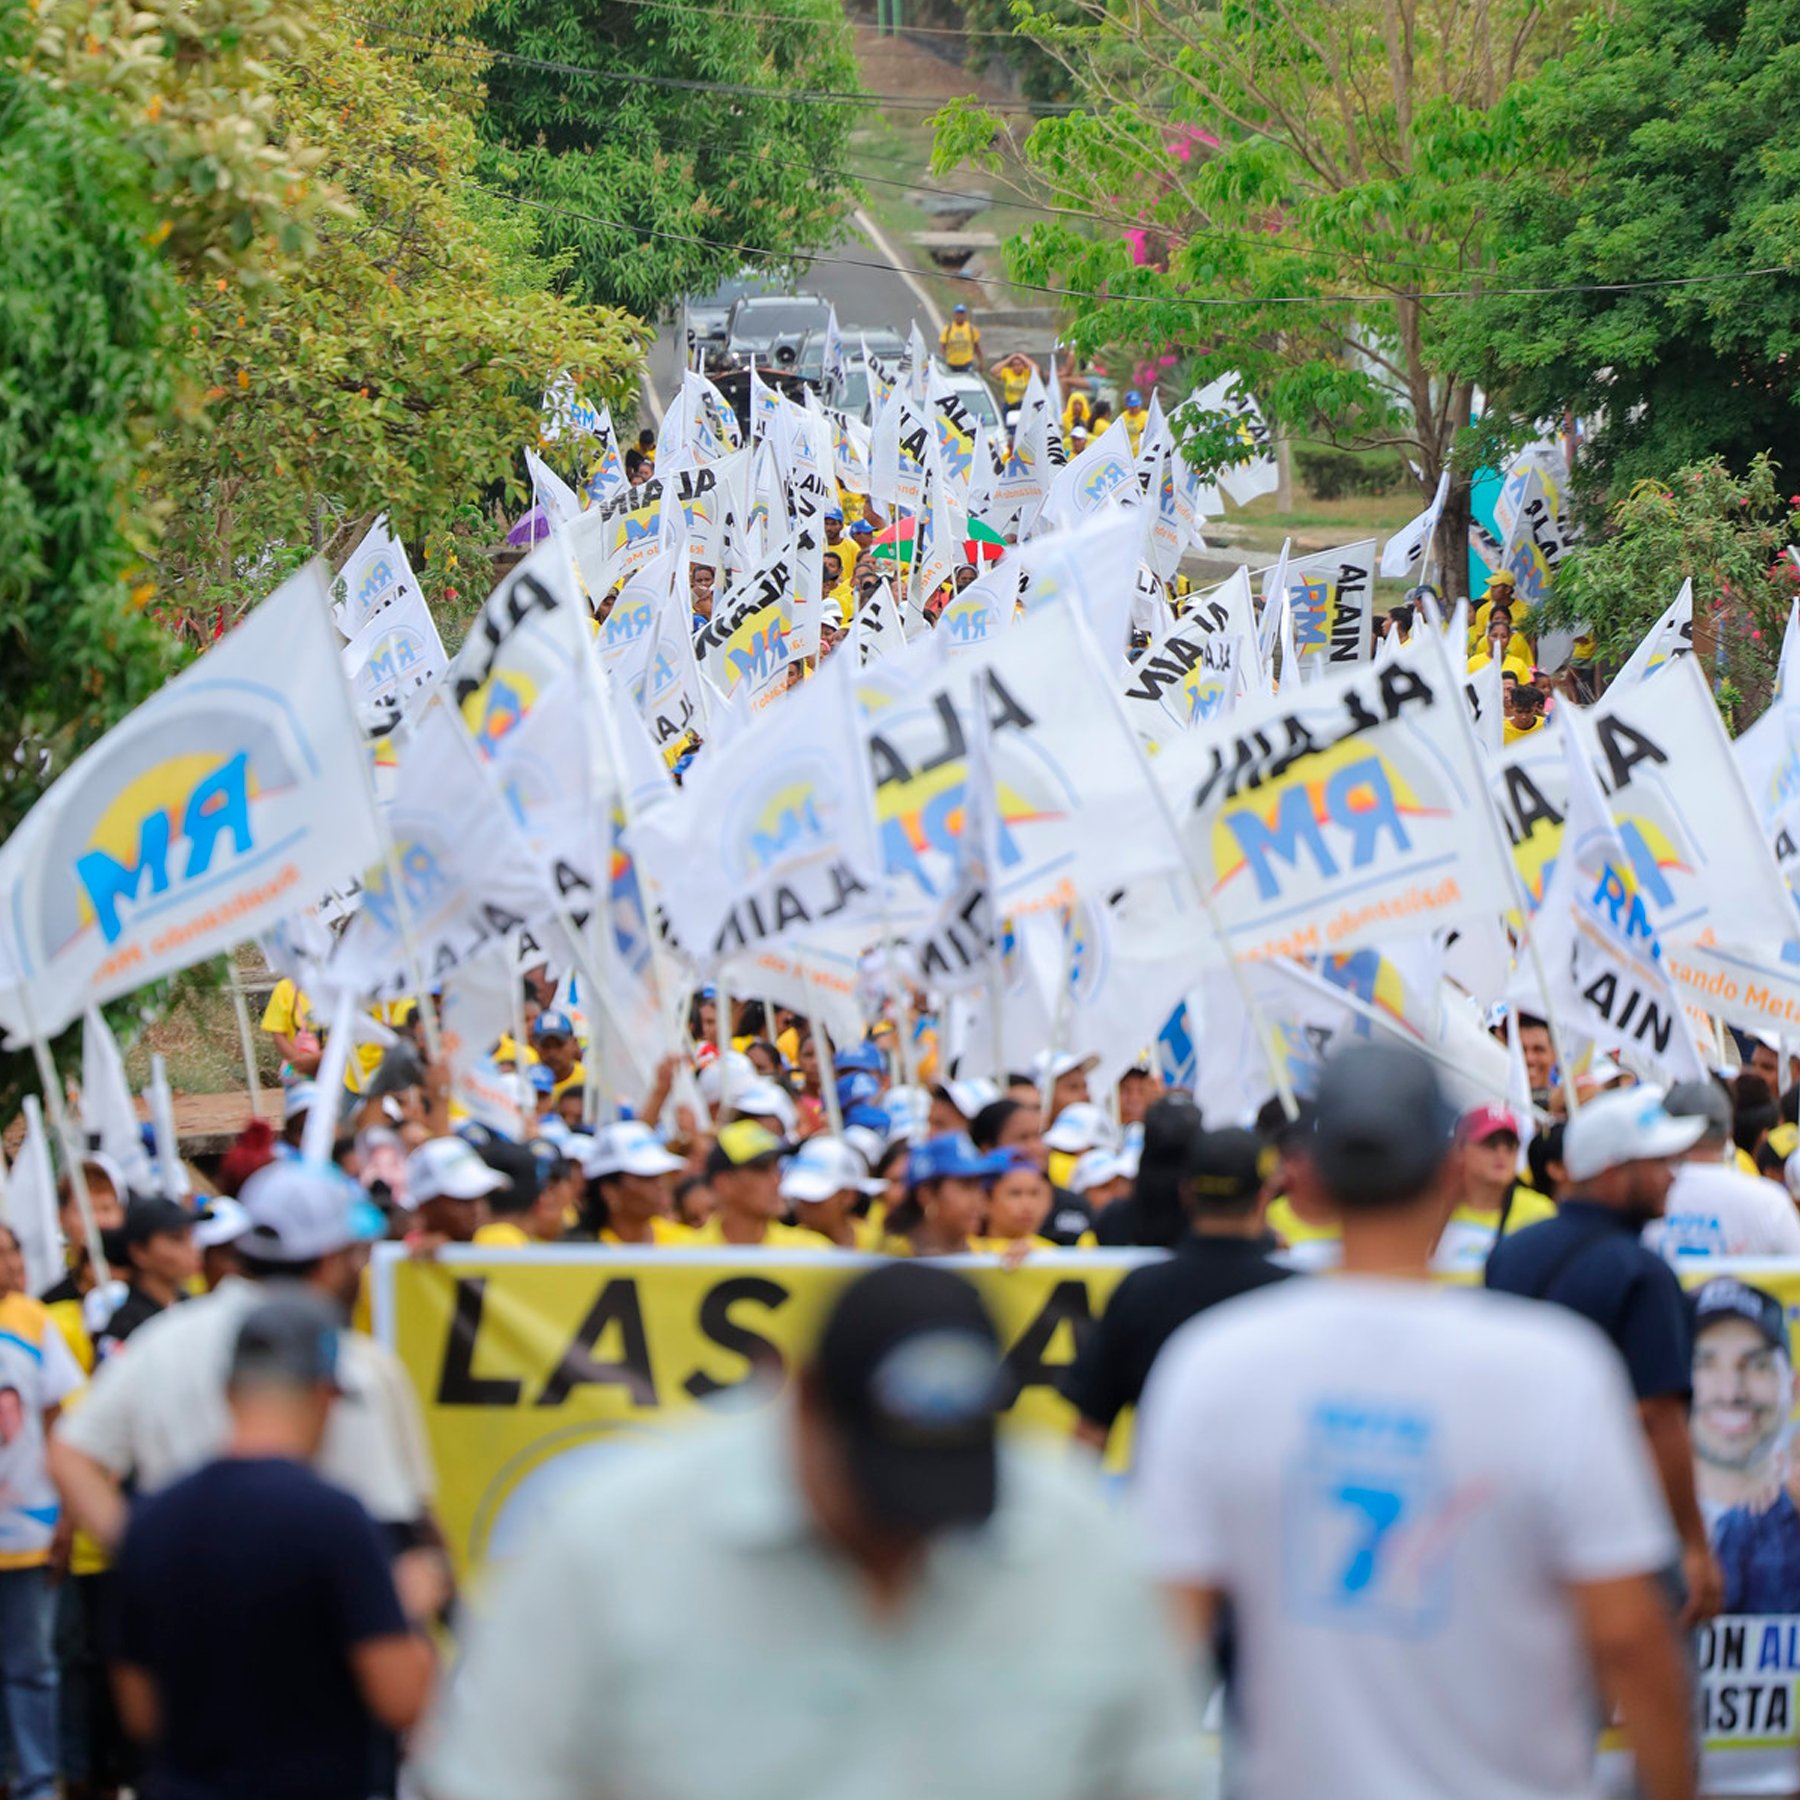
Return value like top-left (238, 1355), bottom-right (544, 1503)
top-left (1695, 1277), bottom-right (1788, 1353)
top-left (122, 1196), bottom-right (205, 1247)
top-left (1187, 1127), bottom-right (1269, 1207)
top-left (1312, 1044), bottom-right (1458, 1208)
top-left (812, 1264), bottom-right (1002, 1533)
top-left (229, 1294), bottom-right (345, 1393)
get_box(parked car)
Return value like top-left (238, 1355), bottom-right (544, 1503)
top-left (826, 327), bottom-right (908, 421)
top-left (721, 294), bottom-right (833, 372)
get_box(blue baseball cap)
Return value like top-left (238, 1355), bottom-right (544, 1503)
top-left (825, 504), bottom-right (844, 521)
top-left (844, 1102), bottom-right (891, 1136)
top-left (838, 1070), bottom-right (884, 1110)
top-left (835, 1042), bottom-right (885, 1076)
top-left (533, 1009), bottom-right (577, 1042)
top-left (1126, 389), bottom-right (1142, 406)
top-left (906, 1134), bottom-right (1007, 1190)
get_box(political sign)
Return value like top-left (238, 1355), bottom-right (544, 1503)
top-left (0, 563), bottom-right (382, 1041)
top-left (1144, 635), bottom-right (1516, 965)
top-left (341, 585), bottom-right (446, 717)
top-left (330, 514), bottom-right (420, 640)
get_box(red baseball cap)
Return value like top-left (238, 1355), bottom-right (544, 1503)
top-left (1460, 1104), bottom-right (1521, 1145)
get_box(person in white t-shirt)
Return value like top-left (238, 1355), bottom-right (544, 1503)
top-left (49, 1161), bottom-right (436, 1557)
top-left (1136, 1043), bottom-right (1694, 1800)
top-left (1646, 1078), bottom-right (1800, 1263)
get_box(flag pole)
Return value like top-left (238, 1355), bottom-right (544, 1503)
top-left (1038, 904), bottom-right (1078, 1124)
top-left (16, 992), bottom-right (109, 1294)
top-left (225, 956), bottom-right (264, 1112)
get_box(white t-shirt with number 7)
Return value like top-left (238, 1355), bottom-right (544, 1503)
top-left (1135, 1277), bottom-right (1677, 1800)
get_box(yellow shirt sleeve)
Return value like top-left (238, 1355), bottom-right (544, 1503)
top-left (260, 978), bottom-right (301, 1037)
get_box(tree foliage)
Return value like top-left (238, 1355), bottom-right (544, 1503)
top-left (148, 16), bottom-right (644, 617)
top-left (1546, 454), bottom-right (1800, 710)
top-left (955, 0), bottom-right (1081, 106)
top-left (932, 0), bottom-right (1575, 594)
top-left (1453, 0), bottom-right (1800, 500)
top-left (466, 0), bottom-right (864, 316)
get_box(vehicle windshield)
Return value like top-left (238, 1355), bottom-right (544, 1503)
top-left (732, 300), bottom-right (825, 338)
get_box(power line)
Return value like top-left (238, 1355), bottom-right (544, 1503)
top-left (367, 28), bottom-right (1607, 285)
top-left (367, 24), bottom-right (1061, 112)
top-left (472, 182), bottom-right (1795, 309)
top-left (604, 0), bottom-right (1029, 40)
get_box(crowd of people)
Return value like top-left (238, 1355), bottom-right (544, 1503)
top-left (3, 929), bottom-right (1798, 1796)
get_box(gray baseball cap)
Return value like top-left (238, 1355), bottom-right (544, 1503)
top-left (1311, 1044), bottom-right (1459, 1208)
top-left (1664, 1078), bottom-right (1731, 1141)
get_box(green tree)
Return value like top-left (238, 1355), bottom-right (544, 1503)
top-left (147, 13), bottom-right (645, 618)
top-left (955, 0), bottom-right (1081, 107)
top-left (2, 0), bottom-right (339, 838)
top-left (464, 0), bottom-right (864, 316)
top-left (1545, 455), bottom-right (1800, 716)
top-left (932, 0), bottom-right (1574, 595)
top-left (1451, 0), bottom-right (1800, 501)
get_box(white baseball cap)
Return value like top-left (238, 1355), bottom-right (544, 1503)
top-left (194, 1196), bottom-right (250, 1251)
top-left (882, 1084), bottom-right (932, 1144)
top-left (1561, 1086), bottom-right (1708, 1183)
top-left (732, 1078), bottom-right (799, 1135)
top-left (1065, 1148), bottom-right (1133, 1195)
top-left (282, 1080), bottom-right (320, 1123)
top-left (406, 1138), bottom-right (512, 1206)
top-left (581, 1121), bottom-right (685, 1180)
top-left (1044, 1102), bottom-right (1117, 1155)
top-left (697, 1051), bottom-right (758, 1108)
top-left (780, 1137), bottom-right (885, 1204)
top-left (936, 1078), bottom-right (1000, 1122)
top-left (1031, 1050), bottom-right (1098, 1085)
top-left (238, 1160), bottom-right (386, 1262)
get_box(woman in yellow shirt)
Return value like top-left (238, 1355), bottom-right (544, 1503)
top-left (974, 1153), bottom-right (1062, 1255)
top-left (780, 1138), bottom-right (886, 1250)
top-left (884, 1134), bottom-right (1005, 1257)
top-left (561, 1122), bottom-right (696, 1246)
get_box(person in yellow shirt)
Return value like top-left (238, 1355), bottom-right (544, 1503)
top-left (939, 303), bottom-right (981, 371)
top-left (780, 1138), bottom-right (886, 1250)
top-left (1120, 388), bottom-right (1150, 453)
top-left (531, 1009), bottom-right (586, 1104)
top-left (975, 1152), bottom-right (1063, 1255)
top-left (882, 1133), bottom-right (1006, 1257)
top-left (469, 1141), bottom-right (569, 1246)
top-left (1468, 567), bottom-right (1518, 650)
top-left (259, 977), bottom-right (322, 1080)
top-left (1062, 390), bottom-right (1092, 442)
top-left (565, 1122), bottom-right (695, 1245)
top-left (691, 1122), bottom-right (817, 1248)
top-left (992, 351), bottom-right (1036, 410)
top-left (405, 1136), bottom-right (510, 1246)
top-left (1503, 682), bottom-right (1548, 745)
top-left (1467, 611), bottom-right (1533, 683)
top-left (1433, 1104), bottom-right (1557, 1275)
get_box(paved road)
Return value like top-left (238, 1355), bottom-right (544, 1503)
top-left (638, 213), bottom-right (942, 424)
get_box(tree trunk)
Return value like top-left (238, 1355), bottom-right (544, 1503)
top-left (1436, 476), bottom-right (1473, 605)
top-left (1275, 433), bottom-right (1294, 513)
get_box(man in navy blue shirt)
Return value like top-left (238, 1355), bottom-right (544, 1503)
top-left (1487, 1084), bottom-right (1724, 1626)
top-left (111, 1295), bottom-right (442, 1799)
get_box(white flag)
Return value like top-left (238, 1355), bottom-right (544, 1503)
top-left (80, 1004), bottom-right (153, 1192)
top-left (1194, 372), bottom-right (1279, 506)
top-left (1611, 579), bottom-right (1694, 688)
top-left (9, 1099), bottom-right (63, 1298)
top-left (1517, 716), bottom-right (1704, 1083)
top-left (330, 515), bottom-right (421, 640)
top-left (342, 584), bottom-right (446, 719)
top-left (0, 565), bottom-right (382, 1041)
top-left (1380, 470), bottom-right (1451, 578)
top-left (1274, 539), bottom-right (1379, 676)
top-left (629, 653), bottom-right (884, 968)
top-left (1143, 634), bottom-right (1517, 965)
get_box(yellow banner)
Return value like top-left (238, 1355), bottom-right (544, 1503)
top-left (376, 1247), bottom-right (1800, 1790)
top-left (374, 1247), bottom-right (1142, 1577)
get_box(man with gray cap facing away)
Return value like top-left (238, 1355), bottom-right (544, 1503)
top-left (50, 1160), bottom-right (436, 1565)
top-left (1488, 1083), bottom-right (1724, 1627)
top-left (1647, 1076), bottom-right (1800, 1262)
top-left (111, 1294), bottom-right (442, 1800)
top-left (1138, 1044), bottom-right (1694, 1800)
top-left (421, 1263), bottom-right (1214, 1800)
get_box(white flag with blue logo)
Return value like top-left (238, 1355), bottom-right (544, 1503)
top-left (1611, 578), bottom-right (1694, 688)
top-left (626, 652), bottom-right (884, 968)
top-left (341, 584), bottom-right (446, 719)
top-left (0, 563), bottom-right (383, 1042)
top-left (1141, 633), bottom-right (1515, 967)
top-left (330, 514), bottom-right (421, 640)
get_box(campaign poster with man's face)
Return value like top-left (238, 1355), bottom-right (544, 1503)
top-left (1688, 1275), bottom-right (1800, 1790)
